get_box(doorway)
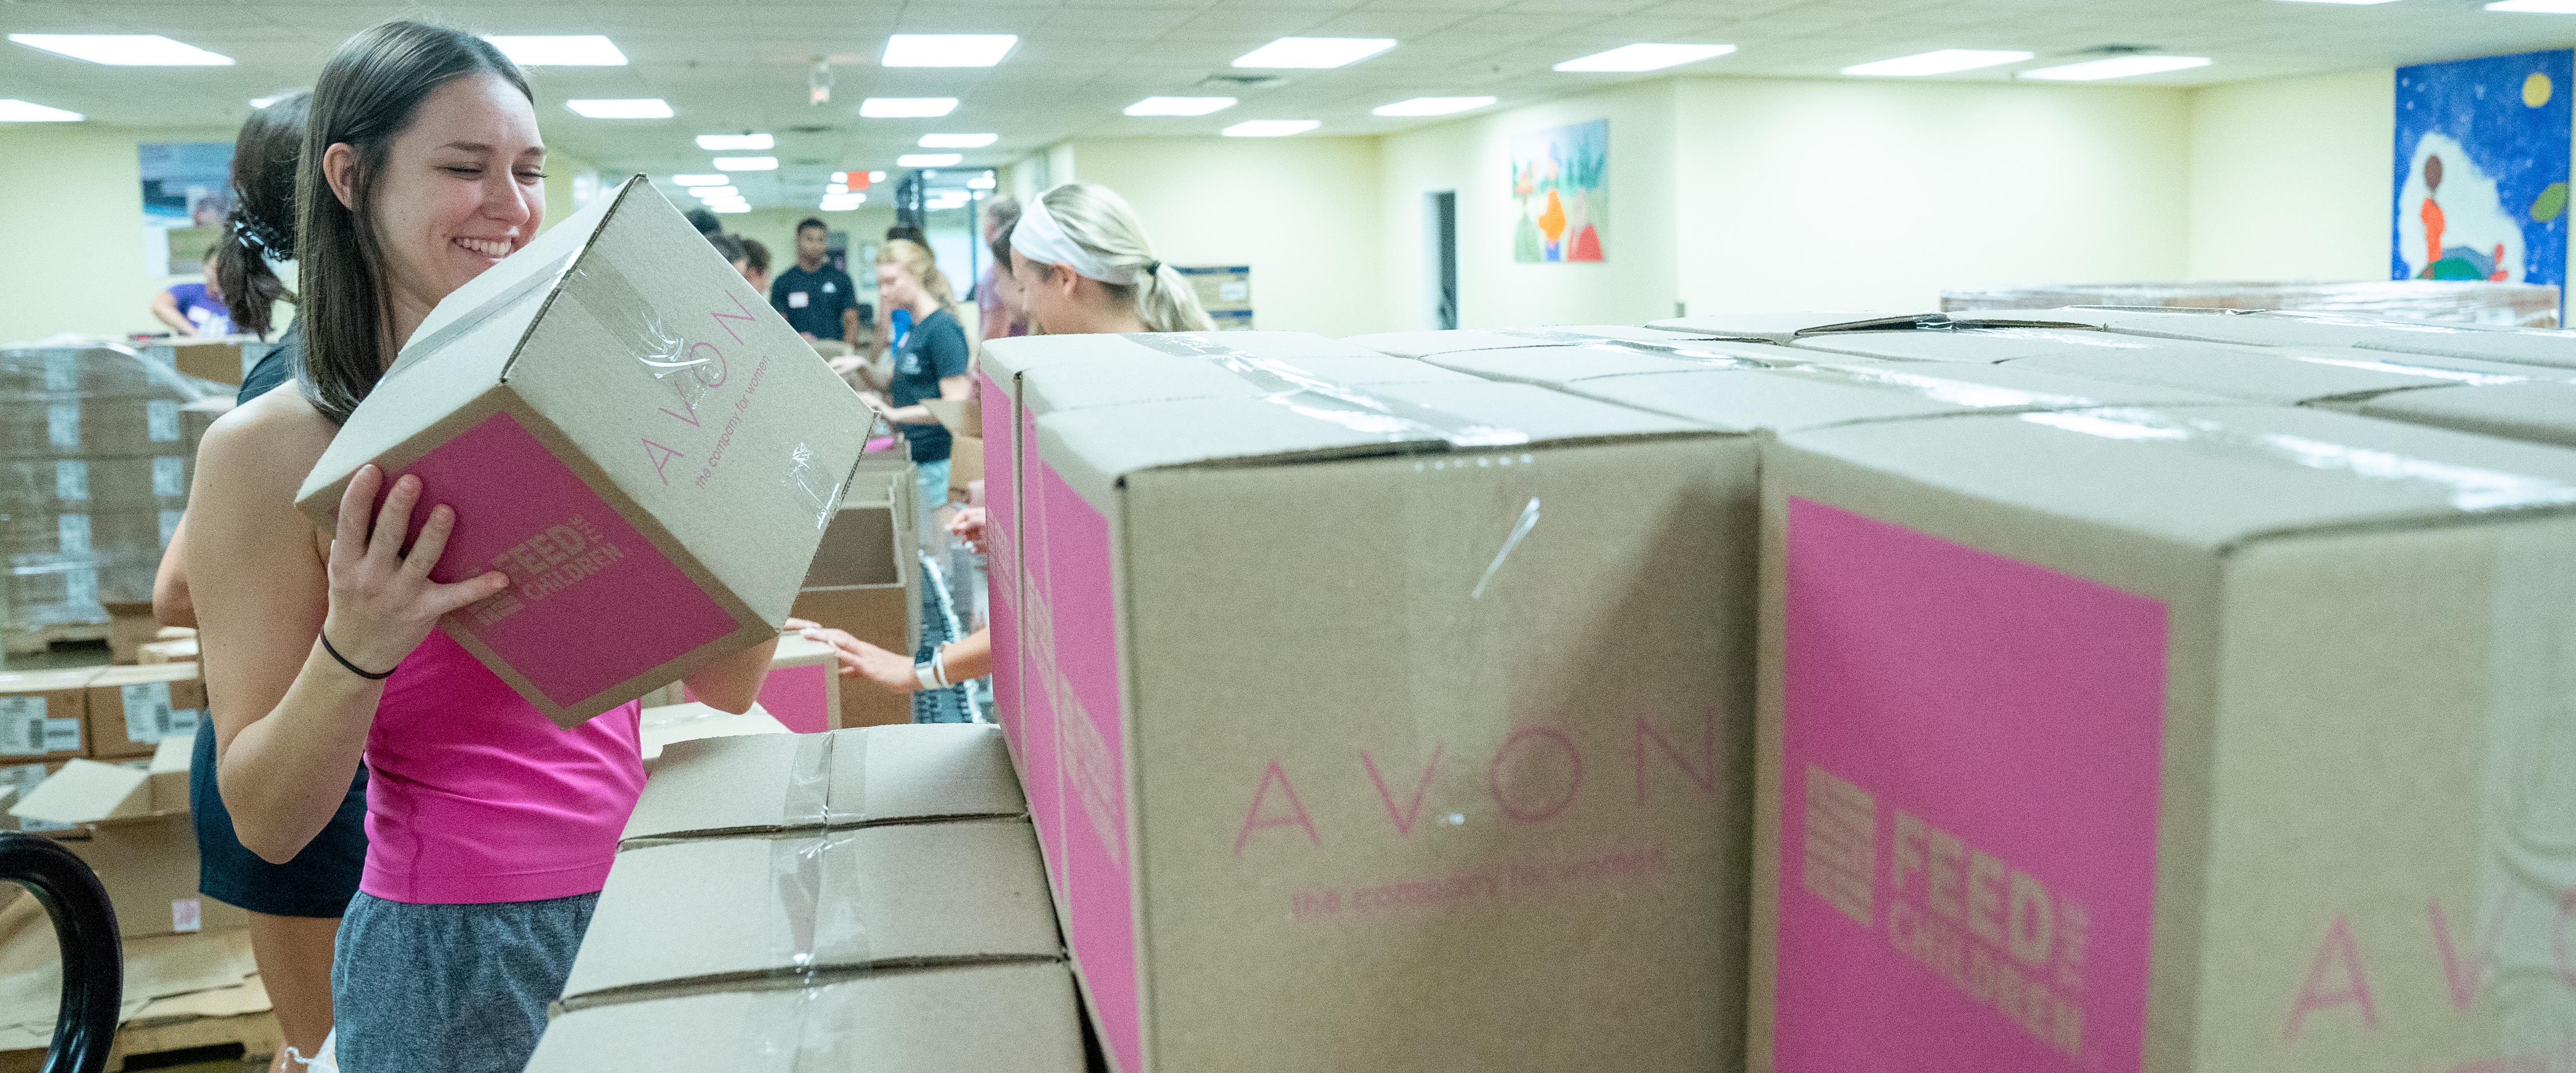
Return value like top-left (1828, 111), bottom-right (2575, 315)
top-left (1424, 191), bottom-right (1458, 330)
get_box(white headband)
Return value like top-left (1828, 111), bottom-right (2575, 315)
top-left (1011, 196), bottom-right (1131, 284)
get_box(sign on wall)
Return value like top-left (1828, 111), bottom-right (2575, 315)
top-left (139, 141), bottom-right (233, 277)
top-left (1511, 119), bottom-right (1606, 263)
top-left (2392, 49), bottom-right (2571, 315)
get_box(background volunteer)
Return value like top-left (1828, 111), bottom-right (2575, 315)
top-left (770, 216), bottom-right (860, 344)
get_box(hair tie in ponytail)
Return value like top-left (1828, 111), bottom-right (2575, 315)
top-left (1142, 260), bottom-right (1162, 280)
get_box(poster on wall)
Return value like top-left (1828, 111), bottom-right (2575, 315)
top-left (2392, 49), bottom-right (2571, 315)
top-left (140, 141), bottom-right (234, 277)
top-left (1511, 119), bottom-right (1606, 263)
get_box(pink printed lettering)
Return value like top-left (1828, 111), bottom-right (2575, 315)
top-left (710, 290), bottom-right (757, 346)
top-left (1633, 713), bottom-right (1717, 803)
top-left (2286, 915), bottom-right (2378, 1041)
top-left (1488, 727), bottom-right (1581, 822)
top-left (1360, 744), bottom-right (1443, 837)
top-left (686, 340), bottom-right (729, 389)
top-left (642, 438), bottom-right (687, 484)
top-left (2430, 895), bottom-right (2509, 1011)
top-left (1232, 760), bottom-right (1320, 856)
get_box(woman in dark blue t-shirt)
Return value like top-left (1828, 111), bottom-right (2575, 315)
top-left (864, 239), bottom-right (971, 531)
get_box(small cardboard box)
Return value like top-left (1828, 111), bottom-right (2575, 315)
top-left (559, 817), bottom-right (1057, 1006)
top-left (58, 813), bottom-right (246, 938)
top-left (151, 338), bottom-right (247, 386)
top-left (794, 461), bottom-right (919, 729)
top-left (294, 175), bottom-right (872, 728)
top-left (926, 396), bottom-right (981, 504)
top-left (85, 663), bottom-right (203, 759)
top-left (675, 634), bottom-right (841, 735)
top-left (9, 757), bottom-right (147, 826)
top-left (623, 724), bottom-right (1022, 844)
top-left (1752, 403), bottom-right (2576, 1073)
top-left (148, 735), bottom-right (189, 812)
top-left (103, 599), bottom-right (160, 664)
top-left (637, 701), bottom-right (786, 765)
top-left (525, 960), bottom-right (1085, 1072)
top-left (0, 670), bottom-right (90, 762)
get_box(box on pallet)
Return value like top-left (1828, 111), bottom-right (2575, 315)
top-left (984, 329), bottom-right (1746, 1073)
top-left (294, 175), bottom-right (873, 727)
top-left (1752, 403), bottom-right (2576, 1073)
top-left (0, 670), bottom-right (88, 761)
top-left (85, 664), bottom-right (203, 759)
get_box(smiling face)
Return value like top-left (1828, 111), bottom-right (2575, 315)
top-left (347, 72), bottom-right (544, 323)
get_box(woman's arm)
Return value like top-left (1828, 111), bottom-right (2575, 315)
top-left (679, 633), bottom-right (780, 715)
top-left (803, 626), bottom-right (988, 695)
top-left (193, 411), bottom-right (510, 863)
top-left (150, 290), bottom-right (196, 336)
top-left (152, 511), bottom-right (194, 628)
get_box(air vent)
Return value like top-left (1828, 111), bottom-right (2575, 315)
top-left (784, 124), bottom-right (836, 134)
top-left (2078, 45), bottom-right (2158, 56)
top-left (1198, 72), bottom-right (1287, 89)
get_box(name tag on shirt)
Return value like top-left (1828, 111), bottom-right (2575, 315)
top-left (787, 291), bottom-right (809, 309)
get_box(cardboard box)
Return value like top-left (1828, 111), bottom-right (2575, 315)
top-left (525, 961), bottom-right (1085, 1072)
top-left (58, 813), bottom-right (246, 939)
top-left (674, 633), bottom-right (841, 735)
top-left (10, 757), bottom-right (148, 825)
top-left (0, 457), bottom-right (193, 515)
top-left (622, 724), bottom-right (1022, 844)
top-left (293, 175), bottom-right (872, 728)
top-left (161, 338), bottom-right (247, 386)
top-left (984, 330), bottom-right (1757, 1073)
top-left (104, 599), bottom-right (160, 663)
top-left (926, 396), bottom-right (982, 504)
top-left (1750, 403), bottom-right (2576, 1073)
top-left (638, 701), bottom-right (787, 764)
top-left (84, 663), bottom-right (203, 758)
top-left (1968, 306), bottom-right (2576, 372)
top-left (794, 460), bottom-right (920, 728)
top-left (1343, 323), bottom-right (1728, 358)
top-left (137, 636), bottom-right (196, 664)
top-left (0, 762), bottom-right (63, 832)
top-left (0, 670), bottom-right (89, 761)
top-left (559, 816), bottom-right (1057, 1006)
top-left (148, 734), bottom-right (189, 812)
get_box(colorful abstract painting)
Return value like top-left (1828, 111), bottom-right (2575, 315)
top-left (1511, 119), bottom-right (1606, 263)
top-left (2393, 49), bottom-right (2571, 314)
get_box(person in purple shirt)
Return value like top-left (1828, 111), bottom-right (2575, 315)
top-left (153, 249), bottom-right (235, 337)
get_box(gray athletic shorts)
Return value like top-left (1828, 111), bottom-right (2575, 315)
top-left (331, 890), bottom-right (598, 1073)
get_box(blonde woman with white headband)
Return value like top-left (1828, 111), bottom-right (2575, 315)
top-left (800, 181), bottom-right (1210, 696)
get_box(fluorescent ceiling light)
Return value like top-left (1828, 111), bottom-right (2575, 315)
top-left (689, 185), bottom-right (741, 199)
top-left (481, 35), bottom-right (626, 66)
top-left (868, 171), bottom-right (888, 183)
top-left (967, 174), bottom-right (996, 190)
top-left (1842, 49), bottom-right (2032, 77)
top-left (2275, 0), bottom-right (2403, 4)
top-left (821, 200), bottom-right (866, 212)
top-left (671, 174), bottom-right (730, 186)
top-left (882, 34), bottom-right (1017, 68)
top-left (1125, 96), bottom-right (1235, 116)
top-left (0, 99), bottom-right (82, 122)
top-left (1233, 37), bottom-right (1395, 69)
top-left (860, 97), bottom-right (958, 118)
top-left (712, 204), bottom-right (751, 214)
top-left (828, 182), bottom-right (850, 194)
top-left (1222, 119), bottom-right (1320, 137)
top-left (2487, 0), bottom-right (2576, 11)
top-left (696, 133), bottom-right (773, 151)
top-left (9, 34), bottom-right (232, 66)
top-left (714, 156), bottom-right (777, 171)
top-left (919, 132), bottom-right (998, 148)
top-left (1373, 96), bottom-right (1497, 117)
top-left (2018, 54), bottom-right (2212, 80)
top-left (898, 153), bottom-right (963, 167)
top-left (566, 98), bottom-right (672, 119)
top-left (1553, 43), bottom-right (1734, 73)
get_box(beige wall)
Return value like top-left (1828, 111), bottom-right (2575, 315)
top-left (2184, 69), bottom-right (2396, 283)
top-left (1052, 135), bottom-right (1388, 338)
top-left (0, 124), bottom-right (234, 344)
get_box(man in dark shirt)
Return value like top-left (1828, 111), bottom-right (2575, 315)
top-left (769, 217), bottom-right (861, 343)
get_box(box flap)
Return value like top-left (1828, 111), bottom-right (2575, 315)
top-left (11, 759), bottom-right (147, 825)
top-left (1778, 403), bottom-right (2576, 550)
top-left (2353, 381), bottom-right (2576, 449)
top-left (561, 817), bottom-right (1057, 1002)
top-left (922, 396), bottom-right (980, 436)
top-left (1994, 307), bottom-right (2576, 366)
top-left (1021, 351), bottom-right (1476, 419)
top-left (526, 960), bottom-right (1082, 1072)
top-left (624, 723), bottom-right (1023, 842)
top-left (639, 702), bottom-right (787, 763)
top-left (1642, 311), bottom-right (1924, 341)
top-left (1448, 355), bottom-right (2228, 433)
top-left (1788, 326), bottom-right (2144, 364)
top-left (1341, 324), bottom-right (1720, 358)
top-left (2008, 342), bottom-right (2558, 406)
top-left (1425, 340), bottom-right (1810, 385)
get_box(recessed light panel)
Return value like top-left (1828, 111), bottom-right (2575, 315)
top-left (1222, 119), bottom-right (1321, 137)
top-left (566, 98), bottom-right (672, 119)
top-left (1842, 49), bottom-right (2033, 77)
top-left (897, 153), bottom-right (964, 167)
top-left (482, 35), bottom-right (627, 66)
top-left (882, 34), bottom-right (1018, 68)
top-left (671, 174), bottom-right (729, 186)
top-left (1125, 96), bottom-right (1237, 116)
top-left (697, 133), bottom-right (774, 151)
top-left (1553, 43), bottom-right (1734, 73)
top-left (713, 156), bottom-right (778, 171)
top-left (9, 34), bottom-right (233, 66)
top-left (2488, 0), bottom-right (2576, 12)
top-left (0, 99), bottom-right (82, 122)
top-left (1372, 96), bottom-right (1498, 117)
top-left (2018, 55), bottom-right (2212, 80)
top-left (1233, 38), bottom-right (1395, 69)
top-left (968, 174), bottom-right (997, 190)
top-left (861, 97), bottom-right (959, 118)
top-left (919, 133), bottom-right (998, 148)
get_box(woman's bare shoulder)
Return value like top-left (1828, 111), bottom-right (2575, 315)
top-left (199, 385), bottom-right (335, 502)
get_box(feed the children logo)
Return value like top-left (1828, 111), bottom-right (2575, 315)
top-left (465, 515), bottom-right (625, 627)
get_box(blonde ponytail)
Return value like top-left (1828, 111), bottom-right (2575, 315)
top-left (1032, 183), bottom-right (1214, 333)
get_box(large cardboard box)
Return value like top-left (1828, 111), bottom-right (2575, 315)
top-left (987, 330), bottom-right (1757, 1073)
top-left (525, 961), bottom-right (1085, 1072)
top-left (622, 724), bottom-right (1022, 844)
top-left (794, 458), bottom-right (920, 729)
top-left (294, 175), bottom-right (872, 727)
top-left (58, 814), bottom-right (247, 939)
top-left (84, 663), bottom-right (203, 759)
top-left (9, 757), bottom-right (148, 825)
top-left (1919, 306), bottom-right (2576, 371)
top-left (0, 670), bottom-right (89, 761)
top-left (1342, 323), bottom-right (1725, 358)
top-left (1751, 403), bottom-right (2576, 1073)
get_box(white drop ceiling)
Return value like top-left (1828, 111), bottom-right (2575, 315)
top-left (2, 0), bottom-right (2570, 207)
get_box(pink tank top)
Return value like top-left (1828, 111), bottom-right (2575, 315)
top-left (360, 628), bottom-right (644, 904)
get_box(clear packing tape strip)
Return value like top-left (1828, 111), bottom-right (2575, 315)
top-left (2019, 407), bottom-right (2576, 515)
top-left (1123, 332), bottom-right (1530, 447)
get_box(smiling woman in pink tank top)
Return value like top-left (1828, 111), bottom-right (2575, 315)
top-left (185, 22), bottom-right (776, 1073)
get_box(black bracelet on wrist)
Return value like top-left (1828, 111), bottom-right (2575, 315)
top-left (320, 632), bottom-right (397, 681)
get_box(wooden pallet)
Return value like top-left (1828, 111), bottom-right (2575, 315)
top-left (0, 1008), bottom-right (279, 1073)
top-left (0, 621), bottom-right (111, 657)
